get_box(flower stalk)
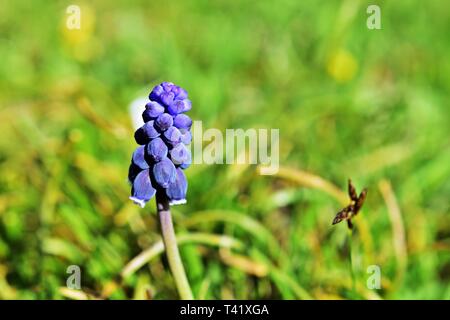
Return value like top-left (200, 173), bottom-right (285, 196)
top-left (348, 227), bottom-right (356, 295)
top-left (156, 192), bottom-right (193, 300)
top-left (128, 82), bottom-right (193, 298)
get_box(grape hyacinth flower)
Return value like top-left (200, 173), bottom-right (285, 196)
top-left (127, 82), bottom-right (193, 300)
top-left (128, 82), bottom-right (192, 207)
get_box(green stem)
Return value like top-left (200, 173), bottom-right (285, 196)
top-left (156, 193), bottom-right (193, 300)
top-left (348, 227), bottom-right (356, 296)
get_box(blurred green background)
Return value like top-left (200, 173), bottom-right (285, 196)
top-left (0, 0), bottom-right (449, 299)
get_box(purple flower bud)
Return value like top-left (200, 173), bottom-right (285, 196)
top-left (170, 143), bottom-right (191, 166)
top-left (134, 121), bottom-right (160, 145)
top-left (161, 82), bottom-right (174, 92)
top-left (130, 169), bottom-right (156, 208)
top-left (179, 150), bottom-right (192, 169)
top-left (169, 85), bottom-right (181, 97)
top-left (176, 88), bottom-right (188, 100)
top-left (153, 158), bottom-right (176, 188)
top-left (146, 137), bottom-right (168, 162)
top-left (166, 168), bottom-right (188, 205)
top-left (179, 158), bottom-right (191, 169)
top-left (155, 113), bottom-right (173, 132)
top-left (180, 131), bottom-right (192, 145)
top-left (167, 84), bottom-right (189, 99)
top-left (173, 114), bottom-right (192, 130)
top-left (167, 99), bottom-right (186, 115)
top-left (163, 126), bottom-right (182, 146)
top-left (132, 145), bottom-right (149, 169)
top-left (149, 85), bottom-right (164, 102)
top-left (128, 163), bottom-right (141, 183)
top-left (160, 91), bottom-right (175, 107)
top-left (143, 101), bottom-right (165, 121)
top-left (181, 99), bottom-right (192, 112)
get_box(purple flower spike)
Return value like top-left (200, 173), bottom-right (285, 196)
top-left (135, 121), bottom-right (160, 145)
top-left (173, 114), bottom-right (192, 130)
top-left (129, 82), bottom-right (192, 207)
top-left (170, 143), bottom-right (190, 166)
top-left (166, 168), bottom-right (188, 205)
top-left (163, 126), bottom-right (182, 146)
top-left (143, 101), bottom-right (165, 121)
top-left (155, 113), bottom-right (173, 132)
top-left (130, 169), bottom-right (156, 208)
top-left (153, 158), bottom-right (177, 188)
top-left (147, 137), bottom-right (168, 163)
top-left (132, 145), bottom-right (149, 169)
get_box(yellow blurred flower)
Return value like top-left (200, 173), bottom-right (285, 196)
top-left (327, 48), bottom-right (358, 83)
